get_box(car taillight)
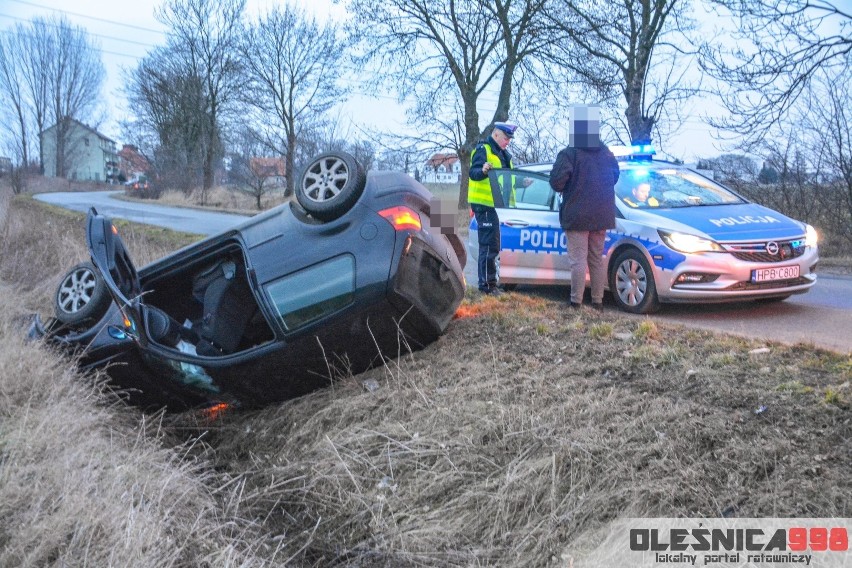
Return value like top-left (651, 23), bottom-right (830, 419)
top-left (378, 206), bottom-right (422, 231)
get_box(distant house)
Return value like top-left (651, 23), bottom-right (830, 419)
top-left (422, 153), bottom-right (461, 183)
top-left (0, 157), bottom-right (11, 176)
top-left (118, 144), bottom-right (151, 181)
top-left (249, 156), bottom-right (286, 187)
top-left (40, 118), bottom-right (119, 183)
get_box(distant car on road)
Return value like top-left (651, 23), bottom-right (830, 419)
top-left (124, 175), bottom-right (148, 190)
top-left (30, 152), bottom-right (467, 410)
top-left (124, 175), bottom-right (160, 198)
top-left (467, 145), bottom-right (819, 313)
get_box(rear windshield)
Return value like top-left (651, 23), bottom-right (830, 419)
top-left (615, 164), bottom-right (747, 209)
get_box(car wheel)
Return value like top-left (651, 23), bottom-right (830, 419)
top-left (54, 261), bottom-right (112, 326)
top-left (609, 248), bottom-right (660, 314)
top-left (297, 152), bottom-right (367, 221)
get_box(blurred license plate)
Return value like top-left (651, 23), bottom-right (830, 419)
top-left (751, 265), bottom-right (799, 282)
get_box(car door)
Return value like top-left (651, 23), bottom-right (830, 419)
top-left (488, 169), bottom-right (570, 285)
top-left (85, 207), bottom-right (150, 344)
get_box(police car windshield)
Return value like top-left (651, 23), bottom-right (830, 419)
top-left (615, 164), bottom-right (746, 209)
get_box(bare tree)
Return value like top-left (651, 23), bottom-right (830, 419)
top-left (240, 4), bottom-right (346, 197)
top-left (0, 16), bottom-right (104, 176)
top-left (723, 67), bottom-right (851, 254)
top-left (803, 69), bottom-right (852, 249)
top-left (156, 0), bottom-right (246, 201)
top-left (548, 0), bottom-right (698, 146)
top-left (227, 125), bottom-right (285, 210)
top-left (344, 0), bottom-right (552, 207)
top-left (507, 90), bottom-right (569, 164)
top-left (700, 0), bottom-right (852, 148)
top-left (0, 31), bottom-right (32, 168)
top-left (124, 49), bottom-right (208, 194)
top-left (699, 153), bottom-right (759, 185)
top-left (45, 18), bottom-right (106, 178)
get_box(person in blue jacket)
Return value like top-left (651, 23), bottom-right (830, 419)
top-left (549, 105), bottom-right (620, 311)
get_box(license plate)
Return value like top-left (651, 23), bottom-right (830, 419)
top-left (751, 265), bottom-right (800, 282)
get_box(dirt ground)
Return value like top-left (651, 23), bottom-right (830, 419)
top-left (193, 293), bottom-right (851, 565)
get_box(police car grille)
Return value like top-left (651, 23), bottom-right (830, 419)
top-left (727, 276), bottom-right (810, 291)
top-left (725, 240), bottom-right (806, 263)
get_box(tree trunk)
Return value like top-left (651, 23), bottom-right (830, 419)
top-left (458, 94), bottom-right (481, 209)
top-left (457, 146), bottom-right (472, 210)
top-left (285, 130), bottom-right (296, 198)
top-left (203, 145), bottom-right (215, 192)
top-left (624, 77), bottom-right (654, 144)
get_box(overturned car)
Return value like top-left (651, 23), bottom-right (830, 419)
top-left (30, 152), bottom-right (466, 410)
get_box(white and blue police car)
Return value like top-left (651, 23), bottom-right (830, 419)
top-left (467, 145), bottom-right (819, 313)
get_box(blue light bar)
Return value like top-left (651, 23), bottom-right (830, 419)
top-left (611, 144), bottom-right (657, 158)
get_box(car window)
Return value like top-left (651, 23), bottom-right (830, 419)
top-left (616, 165), bottom-right (747, 209)
top-left (265, 254), bottom-right (355, 331)
top-left (488, 170), bottom-right (555, 211)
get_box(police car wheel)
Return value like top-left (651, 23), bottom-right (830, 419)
top-left (54, 261), bottom-right (112, 326)
top-left (610, 249), bottom-right (660, 314)
top-left (297, 151), bottom-right (367, 222)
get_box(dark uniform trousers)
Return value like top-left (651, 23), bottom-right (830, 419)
top-left (471, 203), bottom-right (500, 291)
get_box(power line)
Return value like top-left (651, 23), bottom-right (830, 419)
top-left (0, 12), bottom-right (163, 50)
top-left (6, 0), bottom-right (166, 35)
top-left (0, 26), bottom-right (149, 62)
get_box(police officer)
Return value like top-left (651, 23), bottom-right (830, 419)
top-left (623, 182), bottom-right (659, 208)
top-left (468, 121), bottom-right (518, 295)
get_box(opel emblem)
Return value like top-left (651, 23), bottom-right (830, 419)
top-left (766, 241), bottom-right (779, 255)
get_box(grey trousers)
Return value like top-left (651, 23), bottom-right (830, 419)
top-left (566, 230), bottom-right (607, 304)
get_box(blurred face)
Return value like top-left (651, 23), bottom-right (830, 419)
top-left (633, 183), bottom-right (650, 202)
top-left (569, 105), bottom-right (601, 148)
top-left (492, 128), bottom-right (512, 150)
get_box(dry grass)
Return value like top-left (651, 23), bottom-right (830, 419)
top-left (138, 187), bottom-right (289, 215)
top-left (1, 184), bottom-right (850, 566)
top-left (196, 296), bottom-right (851, 565)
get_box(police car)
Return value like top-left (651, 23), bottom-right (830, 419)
top-left (467, 145), bottom-right (819, 313)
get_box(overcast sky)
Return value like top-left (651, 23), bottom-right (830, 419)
top-left (1, 0), bottom-right (738, 163)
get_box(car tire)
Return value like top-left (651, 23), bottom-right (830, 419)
top-left (54, 261), bottom-right (112, 326)
top-left (297, 152), bottom-right (367, 221)
top-left (609, 248), bottom-right (660, 314)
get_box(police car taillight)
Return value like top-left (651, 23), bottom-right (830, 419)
top-left (379, 206), bottom-right (422, 231)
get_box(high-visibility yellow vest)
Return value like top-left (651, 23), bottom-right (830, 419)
top-left (623, 195), bottom-right (660, 208)
top-left (468, 143), bottom-right (513, 206)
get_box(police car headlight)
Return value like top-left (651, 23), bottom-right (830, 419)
top-left (805, 224), bottom-right (818, 247)
top-left (658, 230), bottom-right (723, 253)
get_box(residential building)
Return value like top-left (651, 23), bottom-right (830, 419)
top-left (249, 156), bottom-right (286, 187)
top-left (118, 144), bottom-right (151, 182)
top-left (422, 153), bottom-right (461, 184)
top-left (40, 118), bottom-right (119, 183)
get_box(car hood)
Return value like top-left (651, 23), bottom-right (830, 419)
top-left (622, 203), bottom-right (806, 242)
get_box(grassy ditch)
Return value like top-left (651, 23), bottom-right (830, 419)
top-left (0, 192), bottom-right (850, 566)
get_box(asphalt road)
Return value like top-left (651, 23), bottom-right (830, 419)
top-left (463, 249), bottom-right (852, 355)
top-left (34, 190), bottom-right (249, 235)
top-left (37, 190), bottom-right (852, 354)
